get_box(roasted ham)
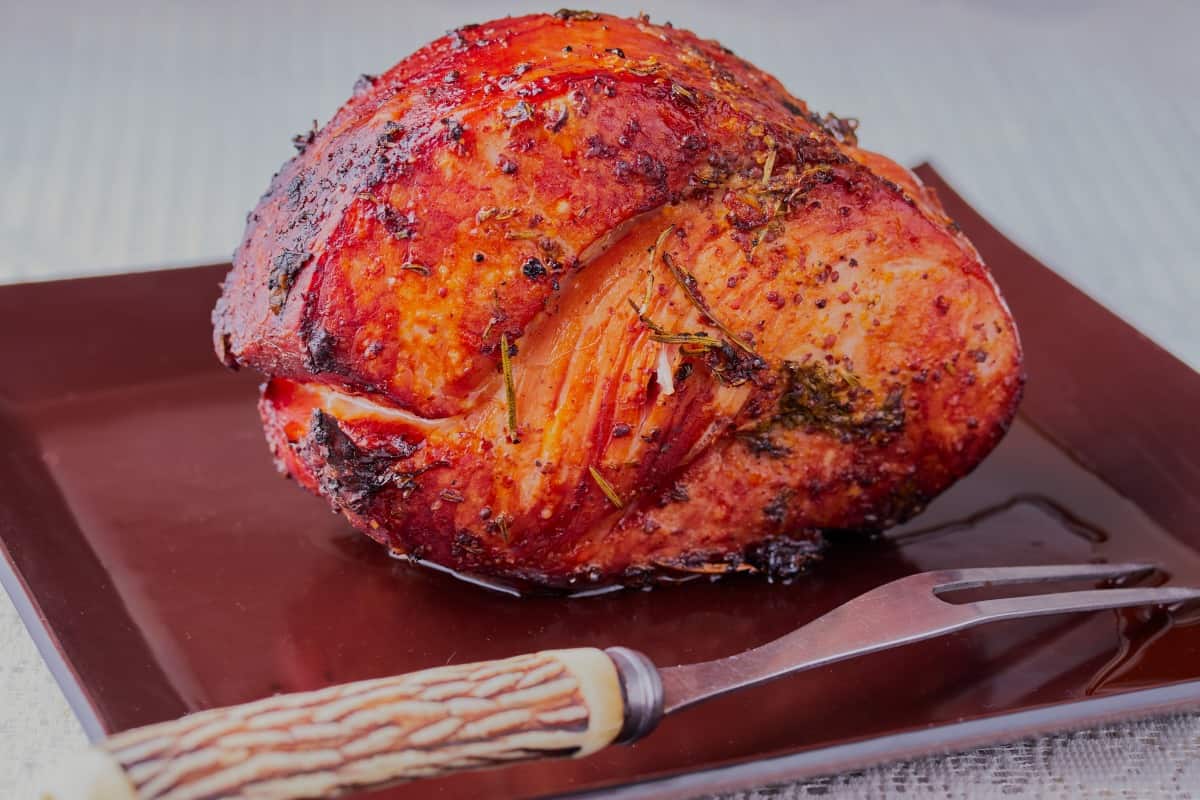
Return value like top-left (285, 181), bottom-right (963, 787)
top-left (213, 11), bottom-right (1023, 589)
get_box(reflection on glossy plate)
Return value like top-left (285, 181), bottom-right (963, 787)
top-left (1, 167), bottom-right (1199, 799)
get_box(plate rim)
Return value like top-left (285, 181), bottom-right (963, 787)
top-left (559, 679), bottom-right (1200, 799)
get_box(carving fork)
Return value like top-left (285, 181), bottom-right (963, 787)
top-left (45, 563), bottom-right (1200, 799)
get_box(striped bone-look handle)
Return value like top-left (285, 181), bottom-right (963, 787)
top-left (42, 647), bottom-right (664, 800)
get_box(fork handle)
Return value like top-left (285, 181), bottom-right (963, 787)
top-left (42, 647), bottom-right (663, 799)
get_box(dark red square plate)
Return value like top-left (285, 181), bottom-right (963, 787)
top-left (3, 167), bottom-right (1200, 799)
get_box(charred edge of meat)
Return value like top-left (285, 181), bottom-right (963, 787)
top-left (865, 475), bottom-right (932, 530)
top-left (292, 119), bottom-right (319, 153)
top-left (296, 411), bottom-right (422, 513)
top-left (303, 324), bottom-right (345, 376)
top-left (742, 361), bottom-right (905, 454)
top-left (743, 531), bottom-right (826, 581)
top-left (703, 340), bottom-right (765, 386)
top-left (762, 487), bottom-right (794, 525)
top-left (267, 248), bottom-right (312, 314)
top-left (410, 531), bottom-right (829, 594)
top-left (806, 111), bottom-right (859, 146)
top-left (626, 531), bottom-right (826, 585)
top-left (554, 9), bottom-right (600, 21)
top-left (780, 98), bottom-right (804, 116)
top-left (215, 328), bottom-right (238, 370)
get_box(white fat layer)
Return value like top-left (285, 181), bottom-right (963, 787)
top-left (656, 347), bottom-right (675, 396)
top-left (311, 384), bottom-right (457, 429)
top-left (577, 208), bottom-right (661, 265)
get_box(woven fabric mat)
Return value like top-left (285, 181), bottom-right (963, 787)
top-left (717, 715), bottom-right (1200, 798)
top-left (2, 1), bottom-right (1198, 797)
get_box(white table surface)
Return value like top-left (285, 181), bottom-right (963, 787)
top-left (1, 1), bottom-right (1198, 797)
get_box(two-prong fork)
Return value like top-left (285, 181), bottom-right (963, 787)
top-left (46, 563), bottom-right (1200, 800)
top-left (654, 562), bottom-right (1194, 717)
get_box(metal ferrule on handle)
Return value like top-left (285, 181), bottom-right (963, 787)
top-left (605, 647), bottom-right (665, 743)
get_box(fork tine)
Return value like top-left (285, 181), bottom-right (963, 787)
top-left (966, 586), bottom-right (1200, 622)
top-left (930, 562), bottom-right (1155, 592)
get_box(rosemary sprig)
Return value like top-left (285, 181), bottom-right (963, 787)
top-left (500, 333), bottom-right (518, 439)
top-left (670, 82), bottom-right (697, 105)
top-left (588, 465), bottom-right (625, 508)
top-left (626, 297), bottom-right (670, 334)
top-left (649, 331), bottom-right (723, 347)
top-left (628, 299), bottom-right (721, 350)
top-left (761, 147), bottom-right (777, 186)
top-left (627, 226), bottom-right (748, 367)
top-left (626, 224), bottom-right (675, 328)
top-left (638, 268), bottom-right (655, 311)
top-left (661, 251), bottom-right (759, 357)
top-left (633, 224), bottom-right (674, 312)
top-left (476, 206), bottom-right (519, 223)
top-left (627, 296), bottom-right (657, 326)
top-left (651, 224), bottom-right (675, 263)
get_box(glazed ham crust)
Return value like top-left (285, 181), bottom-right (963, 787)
top-left (213, 11), bottom-right (1023, 588)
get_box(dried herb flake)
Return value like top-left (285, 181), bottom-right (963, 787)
top-left (662, 251), bottom-right (758, 357)
top-left (588, 465), bottom-right (625, 508)
top-left (500, 333), bottom-right (519, 440)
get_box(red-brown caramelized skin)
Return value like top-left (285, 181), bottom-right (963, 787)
top-left (214, 12), bottom-right (1022, 589)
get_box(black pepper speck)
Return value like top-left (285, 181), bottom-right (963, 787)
top-left (522, 258), bottom-right (547, 280)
